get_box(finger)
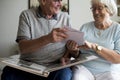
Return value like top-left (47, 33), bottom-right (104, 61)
top-left (55, 36), bottom-right (65, 42)
top-left (58, 32), bottom-right (68, 39)
top-left (67, 40), bottom-right (72, 45)
top-left (68, 41), bottom-right (74, 49)
top-left (66, 40), bottom-right (72, 47)
top-left (70, 41), bottom-right (78, 47)
top-left (61, 58), bottom-right (66, 65)
top-left (60, 27), bottom-right (68, 32)
top-left (55, 29), bottom-right (68, 39)
top-left (55, 28), bottom-right (68, 34)
top-left (78, 45), bottom-right (87, 49)
top-left (67, 40), bottom-right (78, 50)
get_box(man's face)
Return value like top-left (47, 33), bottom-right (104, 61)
top-left (45, 0), bottom-right (62, 15)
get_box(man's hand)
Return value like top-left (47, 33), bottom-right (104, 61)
top-left (47, 28), bottom-right (68, 43)
top-left (66, 40), bottom-right (80, 58)
top-left (60, 57), bottom-right (70, 65)
top-left (66, 40), bottom-right (79, 52)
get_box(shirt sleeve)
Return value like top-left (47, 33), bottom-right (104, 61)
top-left (16, 11), bottom-right (31, 43)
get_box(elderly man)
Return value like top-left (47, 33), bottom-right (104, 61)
top-left (1, 0), bottom-right (72, 80)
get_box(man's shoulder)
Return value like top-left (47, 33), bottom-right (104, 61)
top-left (20, 8), bottom-right (37, 16)
top-left (57, 11), bottom-right (69, 17)
top-left (56, 11), bottom-right (69, 21)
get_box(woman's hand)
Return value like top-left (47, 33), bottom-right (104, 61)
top-left (78, 40), bottom-right (97, 50)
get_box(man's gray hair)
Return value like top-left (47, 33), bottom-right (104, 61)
top-left (91, 0), bottom-right (117, 16)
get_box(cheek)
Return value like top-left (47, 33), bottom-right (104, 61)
top-left (52, 6), bottom-right (61, 12)
top-left (100, 14), bottom-right (106, 20)
top-left (49, 7), bottom-right (58, 14)
top-left (93, 13), bottom-right (105, 20)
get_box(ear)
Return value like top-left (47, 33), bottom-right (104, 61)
top-left (41, 0), bottom-right (46, 5)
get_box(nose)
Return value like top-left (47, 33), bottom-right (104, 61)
top-left (55, 0), bottom-right (62, 3)
top-left (93, 9), bottom-right (99, 14)
top-left (56, 1), bottom-right (62, 6)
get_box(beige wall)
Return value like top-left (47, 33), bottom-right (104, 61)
top-left (69, 0), bottom-right (93, 30)
top-left (0, 0), bottom-right (28, 57)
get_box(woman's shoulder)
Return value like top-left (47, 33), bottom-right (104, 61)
top-left (80, 21), bottom-right (94, 31)
top-left (81, 21), bottom-right (94, 29)
top-left (112, 21), bottom-right (120, 30)
top-left (82, 21), bottom-right (94, 26)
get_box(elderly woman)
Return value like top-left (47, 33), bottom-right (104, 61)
top-left (66, 0), bottom-right (120, 80)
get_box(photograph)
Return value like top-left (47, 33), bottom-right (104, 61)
top-left (117, 0), bottom-right (120, 5)
top-left (28, 0), bottom-right (69, 13)
top-left (118, 7), bottom-right (120, 16)
top-left (29, 0), bottom-right (39, 8)
top-left (61, 0), bottom-right (69, 12)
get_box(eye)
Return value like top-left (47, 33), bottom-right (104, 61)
top-left (90, 6), bottom-right (106, 11)
top-left (54, 0), bottom-right (62, 2)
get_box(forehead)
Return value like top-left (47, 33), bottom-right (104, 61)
top-left (92, 2), bottom-right (105, 7)
top-left (46, 0), bottom-right (62, 2)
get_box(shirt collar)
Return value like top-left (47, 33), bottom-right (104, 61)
top-left (37, 6), bottom-right (57, 20)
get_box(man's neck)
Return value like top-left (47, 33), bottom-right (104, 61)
top-left (41, 8), bottom-right (53, 19)
top-left (46, 15), bottom-right (52, 19)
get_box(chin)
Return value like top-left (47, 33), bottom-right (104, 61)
top-left (54, 10), bottom-right (60, 14)
top-left (95, 21), bottom-right (102, 24)
top-left (95, 18), bottom-right (103, 23)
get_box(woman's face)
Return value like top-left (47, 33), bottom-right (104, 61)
top-left (43, 0), bottom-right (62, 15)
top-left (91, 3), bottom-right (109, 23)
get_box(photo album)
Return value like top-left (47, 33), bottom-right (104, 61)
top-left (1, 54), bottom-right (97, 77)
top-left (1, 27), bottom-right (98, 77)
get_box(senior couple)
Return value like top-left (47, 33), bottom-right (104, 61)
top-left (1, 0), bottom-right (120, 80)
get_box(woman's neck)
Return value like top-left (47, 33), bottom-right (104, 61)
top-left (94, 19), bottom-right (113, 30)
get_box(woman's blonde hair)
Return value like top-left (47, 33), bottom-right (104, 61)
top-left (91, 0), bottom-right (117, 16)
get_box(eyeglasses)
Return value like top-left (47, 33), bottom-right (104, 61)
top-left (90, 6), bottom-right (107, 11)
top-left (53, 0), bottom-right (62, 2)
